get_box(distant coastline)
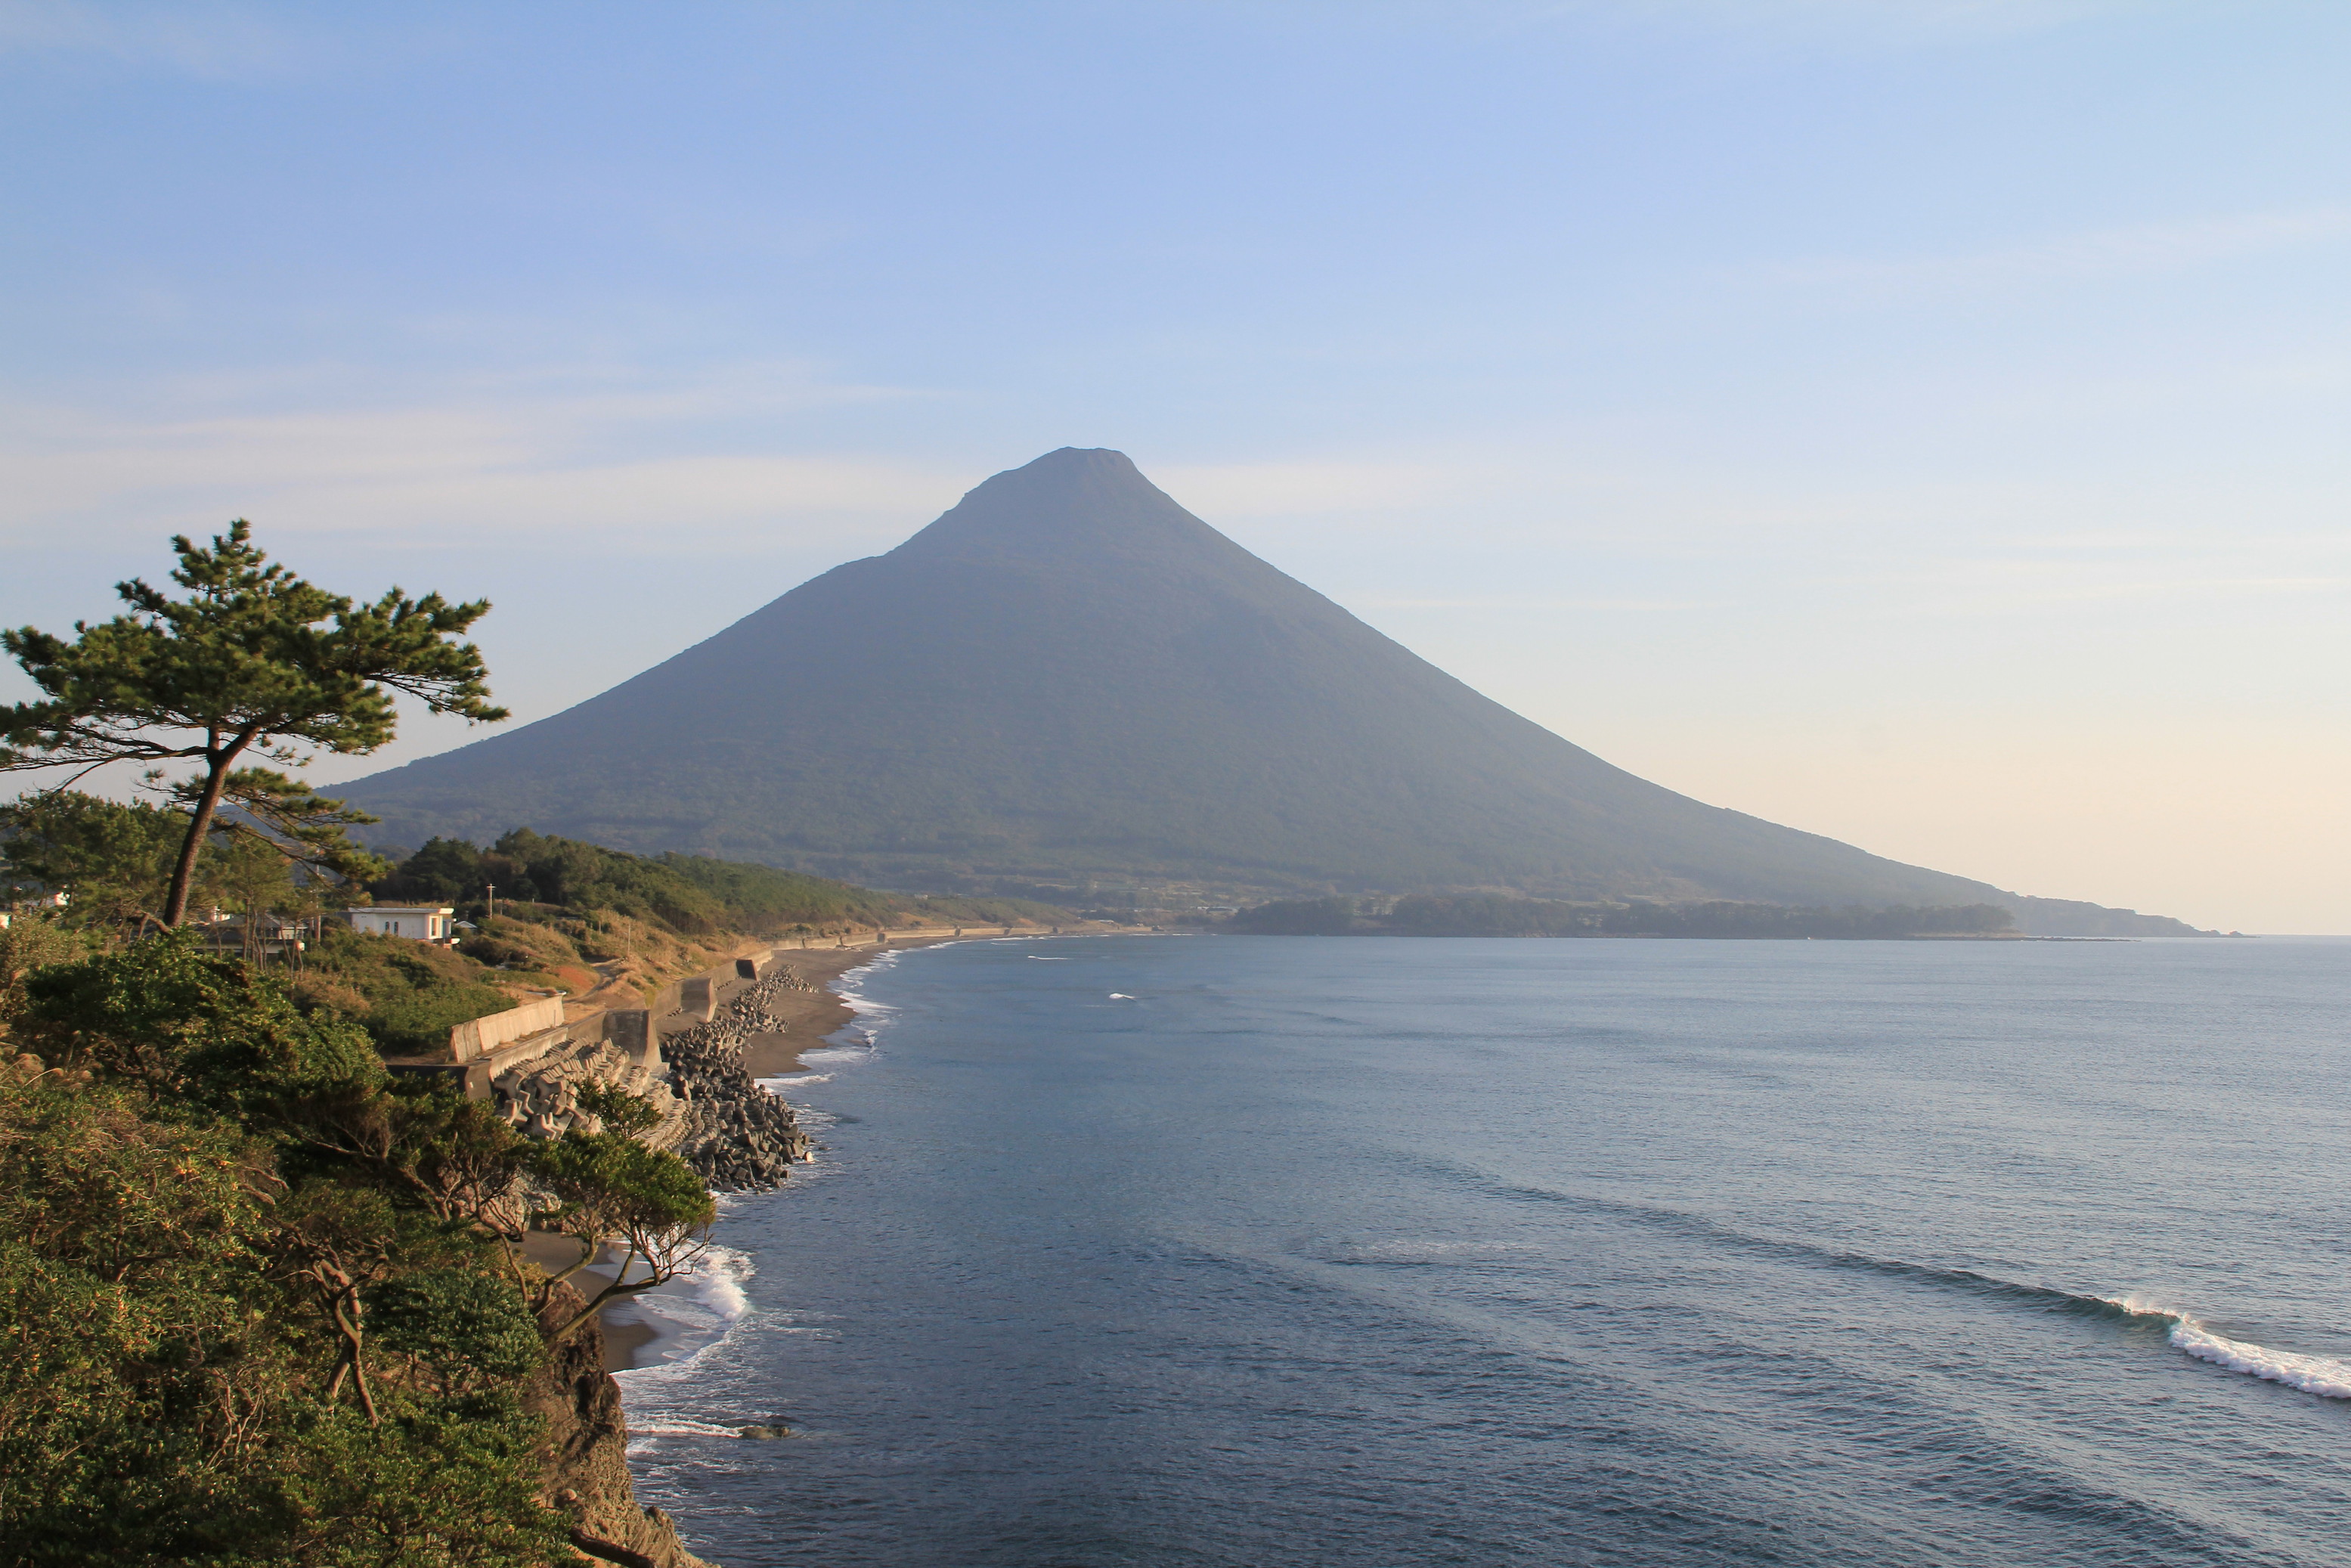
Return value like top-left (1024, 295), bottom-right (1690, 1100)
top-left (1229, 931), bottom-right (2124, 942)
top-left (1222, 893), bottom-right (2235, 940)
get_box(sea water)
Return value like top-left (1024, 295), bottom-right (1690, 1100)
top-left (616, 934), bottom-right (2351, 1566)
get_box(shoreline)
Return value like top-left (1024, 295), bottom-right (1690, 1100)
top-left (733, 934), bottom-right (962, 1079)
top-left (587, 924), bottom-right (2125, 1377)
top-left (718, 926), bottom-right (1159, 1078)
top-left (604, 928), bottom-right (1154, 1371)
top-left (517, 1232), bottom-right (669, 1374)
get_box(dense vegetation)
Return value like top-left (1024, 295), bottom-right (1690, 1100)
top-left (294, 926), bottom-right (519, 1056)
top-left (1229, 894), bottom-right (2018, 938)
top-left (0, 525), bottom-right (733, 1562)
top-left (0, 926), bottom-right (711, 1565)
top-left (0, 789), bottom-right (189, 930)
top-left (7, 803), bottom-right (1073, 1058)
top-left (376, 829), bottom-right (893, 932)
top-left (373, 828), bottom-right (1066, 936)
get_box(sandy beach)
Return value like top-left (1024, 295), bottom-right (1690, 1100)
top-left (732, 935), bottom-right (938, 1079)
top-left (513, 1232), bottom-right (660, 1372)
top-left (732, 928), bottom-right (1092, 1077)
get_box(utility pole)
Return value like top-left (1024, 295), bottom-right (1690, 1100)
top-left (486, 882), bottom-right (495, 922)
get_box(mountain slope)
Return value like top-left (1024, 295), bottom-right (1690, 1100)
top-left (341, 449), bottom-right (2208, 936)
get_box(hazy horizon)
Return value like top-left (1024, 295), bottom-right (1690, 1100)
top-left (5, 2), bottom-right (2346, 931)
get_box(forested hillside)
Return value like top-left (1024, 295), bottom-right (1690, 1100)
top-left (5, 797), bottom-right (1072, 1058)
top-left (369, 827), bottom-right (1064, 934)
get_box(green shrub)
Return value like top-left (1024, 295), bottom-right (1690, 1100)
top-left (225, 1392), bottom-right (566, 1568)
top-left (367, 1269), bottom-right (545, 1391)
top-left (0, 916), bottom-right (85, 1039)
top-left (0, 947), bottom-right (576, 1565)
top-left (0, 1075), bottom-right (290, 1562)
top-left (20, 929), bottom-right (383, 1113)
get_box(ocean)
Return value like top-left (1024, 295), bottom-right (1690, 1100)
top-left (614, 934), bottom-right (2351, 1566)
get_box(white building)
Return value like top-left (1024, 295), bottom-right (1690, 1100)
top-left (348, 906), bottom-right (457, 941)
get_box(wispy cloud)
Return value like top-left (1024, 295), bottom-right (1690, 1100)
top-left (1355, 595), bottom-right (1705, 612)
top-left (1753, 209), bottom-right (2351, 298)
top-left (0, 364), bottom-right (963, 556)
top-left (1665, 0), bottom-right (2129, 39)
top-left (1877, 562), bottom-right (2351, 618)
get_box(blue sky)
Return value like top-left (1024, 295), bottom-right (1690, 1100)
top-left (5, 1), bottom-right (2347, 929)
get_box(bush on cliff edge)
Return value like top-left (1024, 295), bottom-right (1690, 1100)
top-left (0, 930), bottom-right (714, 1566)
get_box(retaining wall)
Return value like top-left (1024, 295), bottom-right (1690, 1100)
top-left (450, 995), bottom-right (567, 1064)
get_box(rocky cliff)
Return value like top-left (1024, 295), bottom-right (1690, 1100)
top-left (516, 961), bottom-right (831, 1566)
top-left (529, 1281), bottom-right (716, 1568)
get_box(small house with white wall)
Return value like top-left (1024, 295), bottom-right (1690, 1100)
top-left (347, 906), bottom-right (457, 941)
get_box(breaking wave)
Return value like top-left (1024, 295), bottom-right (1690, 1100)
top-left (627, 1416), bottom-right (746, 1438)
top-left (611, 1244), bottom-right (755, 1381)
top-left (1430, 1161), bottom-right (2351, 1403)
top-left (2102, 1294), bottom-right (2351, 1399)
top-left (692, 1244), bottom-right (754, 1323)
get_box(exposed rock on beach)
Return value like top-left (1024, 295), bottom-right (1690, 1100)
top-left (662, 968), bottom-right (817, 1188)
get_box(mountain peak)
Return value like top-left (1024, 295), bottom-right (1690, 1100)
top-left (1020, 445), bottom-right (1141, 476)
top-left (891, 447), bottom-right (1239, 569)
top-left (339, 446), bottom-right (2148, 932)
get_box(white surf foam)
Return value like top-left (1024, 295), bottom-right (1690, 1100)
top-left (627, 1417), bottom-right (745, 1437)
top-left (2105, 1294), bottom-right (2351, 1399)
top-left (612, 1244), bottom-right (756, 1382)
top-left (1109, 993), bottom-right (1135, 999)
top-left (2170, 1319), bottom-right (2351, 1399)
top-left (833, 953), bottom-right (900, 1030)
top-left (693, 1244), bottom-right (754, 1322)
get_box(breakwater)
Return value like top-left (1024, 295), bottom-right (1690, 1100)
top-left (661, 967), bottom-right (816, 1189)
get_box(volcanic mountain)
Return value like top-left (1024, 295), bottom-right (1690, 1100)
top-left (341, 448), bottom-right (2201, 937)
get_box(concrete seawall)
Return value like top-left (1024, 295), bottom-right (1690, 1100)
top-left (451, 994), bottom-right (567, 1063)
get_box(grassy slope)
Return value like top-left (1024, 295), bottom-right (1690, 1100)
top-left (293, 926), bottom-right (518, 1056)
top-left (302, 830), bottom-right (1076, 1058)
